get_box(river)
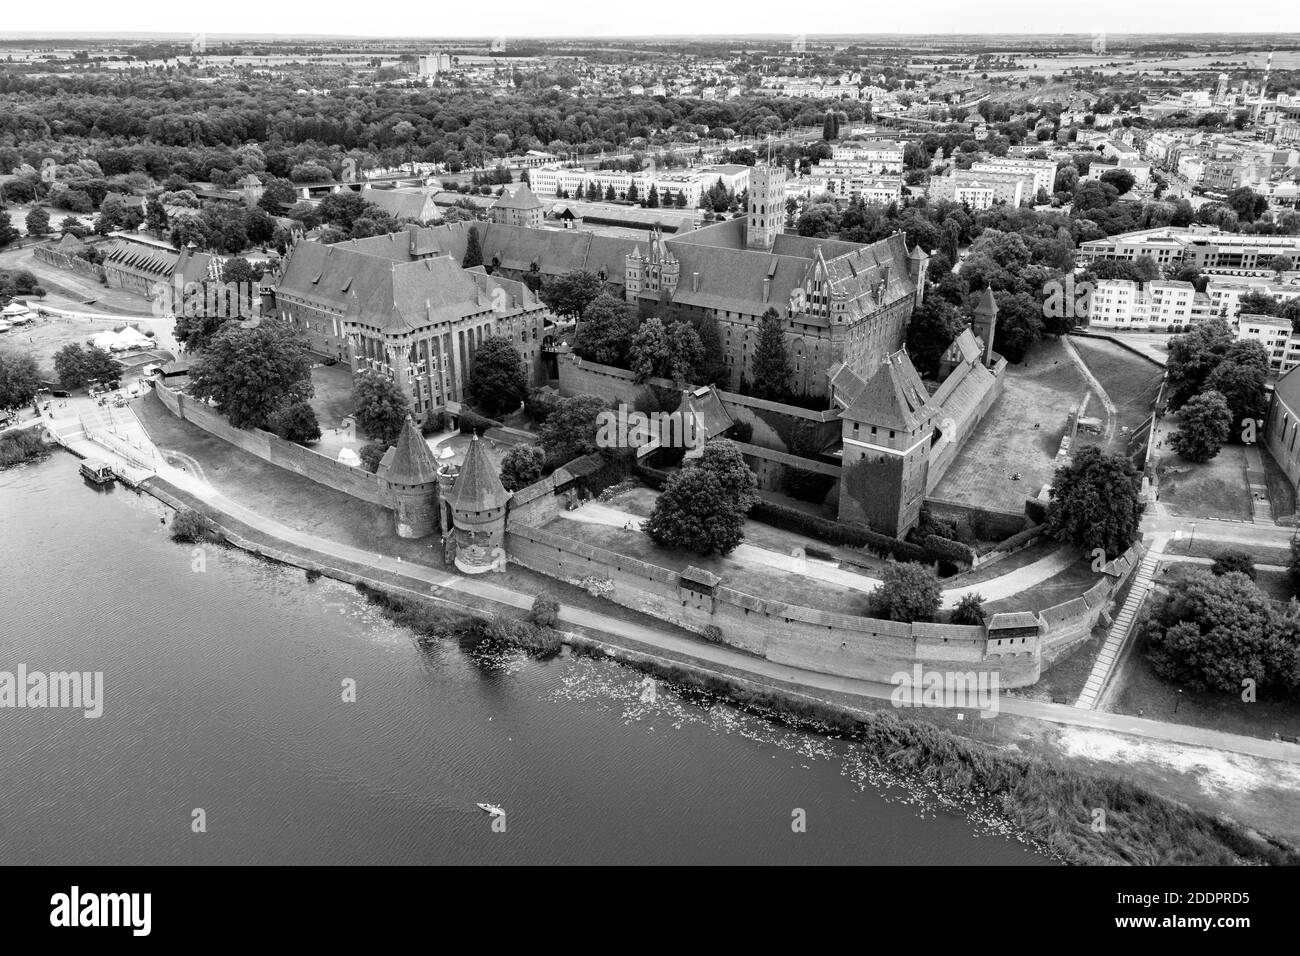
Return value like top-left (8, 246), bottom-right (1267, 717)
top-left (0, 451), bottom-right (1050, 865)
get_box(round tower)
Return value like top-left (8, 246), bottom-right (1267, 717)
top-left (447, 433), bottom-right (511, 574)
top-left (377, 417), bottom-right (442, 538)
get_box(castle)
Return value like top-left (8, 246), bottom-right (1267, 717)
top-left (269, 164), bottom-right (1004, 542)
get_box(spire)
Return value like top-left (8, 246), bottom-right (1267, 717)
top-left (448, 432), bottom-right (510, 512)
top-left (380, 417), bottom-right (440, 485)
top-left (974, 286), bottom-right (997, 318)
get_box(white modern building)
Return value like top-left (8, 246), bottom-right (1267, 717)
top-left (1086, 279), bottom-right (1200, 330)
top-left (969, 158), bottom-right (1057, 197)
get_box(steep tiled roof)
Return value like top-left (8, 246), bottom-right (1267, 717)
top-left (363, 187), bottom-right (442, 223)
top-left (379, 417), bottom-right (441, 486)
top-left (448, 434), bottom-right (509, 512)
top-left (842, 350), bottom-right (940, 431)
top-left (492, 182), bottom-right (544, 211)
top-left (276, 240), bottom-right (492, 335)
top-left (102, 240), bottom-right (180, 278)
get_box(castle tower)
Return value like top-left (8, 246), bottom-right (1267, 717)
top-left (746, 164), bottom-right (787, 251)
top-left (377, 417), bottom-right (442, 538)
top-left (447, 433), bottom-right (510, 574)
top-left (624, 245), bottom-right (645, 302)
top-left (971, 287), bottom-right (998, 367)
top-left (906, 244), bottom-right (930, 309)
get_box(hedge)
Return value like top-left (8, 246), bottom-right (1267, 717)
top-left (749, 499), bottom-right (929, 562)
top-left (922, 534), bottom-right (977, 565)
top-left (993, 522), bottom-right (1047, 555)
top-left (458, 409), bottom-right (502, 434)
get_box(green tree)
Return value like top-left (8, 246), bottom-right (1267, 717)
top-left (871, 561), bottom-right (942, 623)
top-left (692, 440), bottom-right (757, 510)
top-left (462, 225), bottom-right (483, 268)
top-left (574, 292), bottom-right (637, 366)
top-left (352, 369), bottom-right (409, 444)
top-left (358, 441), bottom-right (390, 473)
top-left (1045, 445), bottom-right (1142, 560)
top-left (52, 343), bottom-right (115, 389)
top-left (628, 317), bottom-right (704, 384)
top-left (689, 312), bottom-right (727, 385)
top-left (268, 400), bottom-right (321, 445)
top-left (1210, 549), bottom-right (1256, 580)
top-left (0, 353), bottom-right (42, 409)
top-left (950, 592), bottom-right (986, 626)
top-left (0, 212), bottom-right (18, 248)
top-left (25, 206), bottom-right (50, 238)
top-left (468, 335), bottom-right (527, 417)
top-left (189, 321), bottom-right (313, 429)
top-left (1144, 569), bottom-right (1298, 693)
top-left (1171, 390), bottom-right (1232, 463)
top-left (646, 184), bottom-right (659, 208)
top-left (643, 466), bottom-right (746, 556)
top-left (750, 307), bottom-right (791, 401)
top-left (499, 444), bottom-right (545, 491)
top-left (1204, 361), bottom-right (1267, 436)
top-left (1165, 320), bottom-right (1240, 410)
top-left (905, 296), bottom-right (968, 378)
top-left (539, 394), bottom-right (606, 464)
top-left (145, 193), bottom-right (168, 236)
top-left (541, 269), bottom-right (605, 319)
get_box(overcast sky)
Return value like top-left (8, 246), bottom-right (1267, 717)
top-left (0, 1), bottom-right (1294, 39)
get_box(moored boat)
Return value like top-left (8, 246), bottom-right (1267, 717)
top-left (79, 459), bottom-right (115, 485)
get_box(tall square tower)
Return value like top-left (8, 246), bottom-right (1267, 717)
top-left (746, 165), bottom-right (787, 251)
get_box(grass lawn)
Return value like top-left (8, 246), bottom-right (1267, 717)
top-left (930, 336), bottom-right (1084, 512)
top-left (0, 313), bottom-right (160, 376)
top-left (944, 538), bottom-right (1066, 588)
top-left (1155, 424), bottom-right (1252, 521)
top-left (1022, 624), bottom-right (1107, 705)
top-left (1068, 335), bottom-right (1163, 440)
top-left (550, 515), bottom-right (869, 615)
top-left (982, 555), bottom-right (1099, 616)
top-left (1162, 537), bottom-right (1291, 567)
top-left (135, 389), bottom-right (702, 639)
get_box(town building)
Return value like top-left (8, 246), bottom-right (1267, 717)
top-left (969, 157), bottom-right (1057, 197)
top-left (488, 183), bottom-right (545, 229)
top-left (1079, 226), bottom-right (1300, 277)
top-left (1086, 279), bottom-right (1199, 330)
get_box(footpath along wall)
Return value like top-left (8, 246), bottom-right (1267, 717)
top-left (505, 519), bottom-right (1042, 687)
top-left (504, 479), bottom-right (1145, 687)
top-left (153, 382), bottom-right (390, 506)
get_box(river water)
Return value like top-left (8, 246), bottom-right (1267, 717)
top-left (0, 452), bottom-right (1050, 865)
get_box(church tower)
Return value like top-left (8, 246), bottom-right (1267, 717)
top-left (746, 164), bottom-right (787, 251)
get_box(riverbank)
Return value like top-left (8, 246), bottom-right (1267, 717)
top-left (0, 426), bottom-right (51, 468)
top-left (126, 471), bottom-right (1299, 865)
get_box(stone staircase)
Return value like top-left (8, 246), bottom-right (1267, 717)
top-left (1075, 537), bottom-right (1166, 710)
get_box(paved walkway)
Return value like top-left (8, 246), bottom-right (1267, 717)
top-left (562, 500), bottom-right (1077, 610)
top-left (1075, 535), bottom-right (1166, 710)
top-left (57, 402), bottom-right (1300, 764)
top-left (138, 471), bottom-right (1300, 764)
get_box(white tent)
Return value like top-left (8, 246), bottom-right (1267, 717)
top-left (90, 330), bottom-right (122, 350)
top-left (337, 447), bottom-right (361, 467)
top-left (2, 302), bottom-right (32, 324)
top-left (114, 327), bottom-right (153, 349)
